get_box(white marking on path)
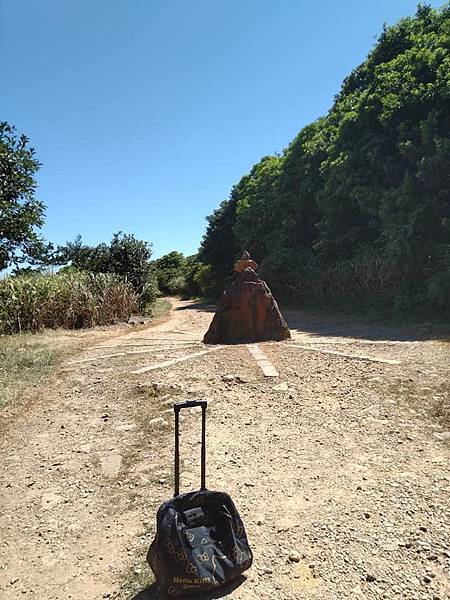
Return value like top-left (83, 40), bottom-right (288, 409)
top-left (64, 345), bottom-right (204, 366)
top-left (88, 341), bottom-right (201, 350)
top-left (289, 337), bottom-right (417, 346)
top-left (65, 353), bottom-right (126, 365)
top-left (247, 344), bottom-right (279, 377)
top-left (290, 344), bottom-right (401, 365)
top-left (90, 344), bottom-right (200, 353)
top-left (130, 346), bottom-right (224, 374)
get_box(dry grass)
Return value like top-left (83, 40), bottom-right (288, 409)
top-left (111, 566), bottom-right (154, 599)
top-left (149, 298), bottom-right (172, 319)
top-left (381, 377), bottom-right (450, 429)
top-left (0, 333), bottom-right (64, 407)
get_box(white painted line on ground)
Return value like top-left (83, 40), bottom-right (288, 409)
top-left (88, 343), bottom-right (201, 351)
top-left (89, 340), bottom-right (201, 350)
top-left (133, 336), bottom-right (202, 341)
top-left (246, 344), bottom-right (279, 377)
top-left (289, 337), bottom-right (416, 346)
top-left (65, 353), bottom-right (126, 365)
top-left (130, 346), bottom-right (224, 374)
top-left (125, 346), bottom-right (200, 355)
top-left (290, 344), bottom-right (401, 365)
top-left (64, 344), bottom-right (205, 366)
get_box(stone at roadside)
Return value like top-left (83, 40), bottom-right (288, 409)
top-left (221, 374), bottom-right (236, 382)
top-left (288, 551), bottom-right (301, 563)
top-left (433, 431), bottom-right (450, 441)
top-left (273, 382), bottom-right (288, 392)
top-left (41, 493), bottom-right (63, 510)
top-left (148, 417), bottom-right (168, 427)
top-left (128, 315), bottom-right (152, 325)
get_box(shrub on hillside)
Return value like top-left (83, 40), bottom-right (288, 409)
top-left (0, 271), bottom-right (138, 334)
top-left (55, 232), bottom-right (158, 307)
top-left (199, 5), bottom-right (450, 319)
top-left (155, 251), bottom-right (187, 295)
top-left (166, 275), bottom-right (187, 295)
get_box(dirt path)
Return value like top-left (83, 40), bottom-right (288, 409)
top-left (1, 301), bottom-right (449, 600)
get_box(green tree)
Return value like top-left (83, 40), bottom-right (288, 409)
top-left (198, 3), bottom-right (450, 318)
top-left (0, 122), bottom-right (50, 271)
top-left (155, 251), bottom-right (187, 295)
top-left (56, 232), bottom-right (158, 306)
top-left (198, 198), bottom-right (238, 286)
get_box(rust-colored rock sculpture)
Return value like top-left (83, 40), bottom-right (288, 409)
top-left (203, 252), bottom-right (291, 344)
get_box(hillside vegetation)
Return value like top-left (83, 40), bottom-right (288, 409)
top-left (196, 4), bottom-right (450, 318)
top-left (0, 271), bottom-right (138, 334)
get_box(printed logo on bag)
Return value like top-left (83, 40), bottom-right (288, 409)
top-left (185, 532), bottom-right (195, 542)
top-left (173, 576), bottom-right (212, 585)
top-left (186, 563), bottom-right (198, 575)
top-left (175, 550), bottom-right (187, 561)
top-left (201, 537), bottom-right (209, 544)
top-left (197, 552), bottom-right (209, 562)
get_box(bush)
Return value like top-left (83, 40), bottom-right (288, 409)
top-left (155, 251), bottom-right (187, 295)
top-left (166, 275), bottom-right (187, 295)
top-left (56, 232), bottom-right (157, 307)
top-left (0, 271), bottom-right (139, 334)
top-left (199, 5), bottom-right (450, 320)
top-left (191, 263), bottom-right (222, 298)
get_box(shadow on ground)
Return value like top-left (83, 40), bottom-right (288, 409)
top-left (284, 309), bottom-right (450, 343)
top-left (131, 576), bottom-right (246, 599)
top-left (176, 301), bottom-right (216, 314)
top-left (175, 299), bottom-right (450, 343)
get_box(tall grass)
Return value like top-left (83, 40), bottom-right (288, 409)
top-left (0, 271), bottom-right (139, 334)
top-left (260, 247), bottom-right (450, 318)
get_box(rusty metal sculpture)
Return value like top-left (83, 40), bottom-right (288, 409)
top-left (203, 252), bottom-right (291, 344)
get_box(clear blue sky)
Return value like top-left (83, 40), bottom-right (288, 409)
top-left (1, 0), bottom-right (444, 259)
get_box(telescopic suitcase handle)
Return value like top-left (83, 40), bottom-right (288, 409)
top-left (174, 400), bottom-right (207, 497)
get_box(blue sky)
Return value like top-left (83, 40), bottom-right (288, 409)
top-left (1, 0), bottom-right (444, 259)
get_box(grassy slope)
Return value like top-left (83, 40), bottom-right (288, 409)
top-left (0, 333), bottom-right (64, 407)
top-left (0, 298), bottom-right (173, 409)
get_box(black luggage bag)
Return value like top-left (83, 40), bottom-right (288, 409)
top-left (147, 400), bottom-right (253, 597)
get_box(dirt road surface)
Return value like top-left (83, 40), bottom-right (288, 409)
top-left (1, 300), bottom-right (449, 600)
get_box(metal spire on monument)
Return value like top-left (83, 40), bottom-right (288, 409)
top-left (234, 250), bottom-right (259, 273)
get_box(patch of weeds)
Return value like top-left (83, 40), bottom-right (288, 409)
top-left (429, 382), bottom-right (450, 428)
top-left (112, 565), bottom-right (156, 599)
top-left (0, 333), bottom-right (63, 407)
top-left (134, 383), bottom-right (159, 398)
top-left (149, 298), bottom-right (172, 319)
top-left (377, 377), bottom-right (450, 429)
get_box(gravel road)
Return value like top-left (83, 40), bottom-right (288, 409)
top-left (0, 300), bottom-right (449, 600)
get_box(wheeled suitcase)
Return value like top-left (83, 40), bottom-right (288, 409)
top-left (147, 399), bottom-right (253, 596)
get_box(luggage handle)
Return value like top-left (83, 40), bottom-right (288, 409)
top-left (174, 400), bottom-right (207, 497)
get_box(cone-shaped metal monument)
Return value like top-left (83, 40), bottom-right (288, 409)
top-left (203, 252), bottom-right (291, 344)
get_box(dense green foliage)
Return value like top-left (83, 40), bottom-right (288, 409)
top-left (155, 251), bottom-right (188, 294)
top-left (153, 251), bottom-right (221, 299)
top-left (198, 4), bottom-right (450, 317)
top-left (0, 122), bottom-right (51, 270)
top-left (56, 232), bottom-right (158, 308)
top-left (0, 271), bottom-right (139, 334)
